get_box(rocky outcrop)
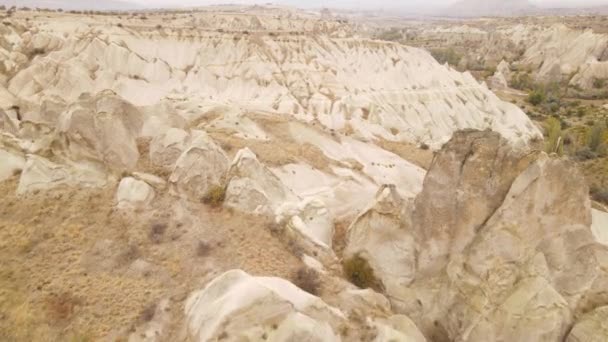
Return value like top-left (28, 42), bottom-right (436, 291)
top-left (488, 60), bottom-right (511, 89)
top-left (225, 148), bottom-right (299, 215)
top-left (169, 131), bottom-right (229, 201)
top-left (149, 128), bottom-right (190, 172)
top-left (184, 269), bottom-right (343, 342)
top-left (0, 109), bottom-right (17, 134)
top-left (115, 177), bottom-right (155, 209)
top-left (345, 130), bottom-right (608, 342)
top-left (17, 155), bottom-right (107, 194)
top-left (567, 306), bottom-right (608, 342)
top-left (4, 17), bottom-right (542, 148)
top-left (343, 185), bottom-right (416, 295)
top-left (184, 269), bottom-right (427, 342)
top-left (276, 198), bottom-right (334, 248)
top-left (0, 149), bottom-right (25, 182)
top-left (56, 91), bottom-right (144, 172)
top-left (592, 209), bottom-right (608, 246)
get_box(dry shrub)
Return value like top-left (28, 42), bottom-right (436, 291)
top-left (201, 185), bottom-right (226, 207)
top-left (292, 267), bottom-right (321, 295)
top-left (591, 186), bottom-right (608, 205)
top-left (342, 255), bottom-right (382, 291)
top-left (45, 292), bottom-right (80, 322)
top-left (149, 223), bottom-right (167, 244)
top-left (138, 302), bottom-right (156, 323)
top-left (117, 243), bottom-right (140, 266)
top-left (195, 240), bottom-right (212, 257)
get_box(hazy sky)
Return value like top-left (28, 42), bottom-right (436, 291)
top-left (125, 0), bottom-right (608, 9)
top-left (3, 0), bottom-right (608, 11)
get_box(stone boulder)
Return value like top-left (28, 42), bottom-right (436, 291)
top-left (592, 209), bottom-right (608, 246)
top-left (344, 130), bottom-right (608, 342)
top-left (567, 306), bottom-right (608, 342)
top-left (344, 185), bottom-right (416, 295)
top-left (17, 155), bottom-right (107, 194)
top-left (0, 109), bottom-right (17, 134)
top-left (488, 60), bottom-right (511, 89)
top-left (169, 131), bottom-right (229, 201)
top-left (149, 128), bottom-right (190, 172)
top-left (0, 149), bottom-right (25, 182)
top-left (276, 198), bottom-right (334, 248)
top-left (184, 269), bottom-right (343, 342)
top-left (116, 177), bottom-right (155, 209)
top-left (184, 269), bottom-right (427, 342)
top-left (224, 148), bottom-right (299, 215)
top-left (56, 91), bottom-right (144, 172)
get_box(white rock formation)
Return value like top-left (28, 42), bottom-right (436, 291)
top-left (488, 60), bottom-right (511, 89)
top-left (116, 177), bottom-right (155, 209)
top-left (521, 24), bottom-right (608, 86)
top-left (567, 306), bottom-right (608, 342)
top-left (276, 198), bottom-right (334, 248)
top-left (169, 131), bottom-right (229, 201)
top-left (185, 269), bottom-right (428, 342)
top-left (372, 315), bottom-right (427, 342)
top-left (0, 109), bottom-right (18, 134)
top-left (56, 91), bottom-right (144, 172)
top-left (225, 148), bottom-right (299, 215)
top-left (149, 128), bottom-right (191, 172)
top-left (0, 149), bottom-right (25, 182)
top-left (184, 269), bottom-right (343, 342)
top-left (345, 130), bottom-right (608, 342)
top-left (3, 17), bottom-right (541, 148)
top-left (344, 185), bottom-right (416, 295)
top-left (592, 209), bottom-right (608, 246)
top-left (17, 155), bottom-right (107, 194)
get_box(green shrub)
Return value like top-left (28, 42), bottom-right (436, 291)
top-left (202, 185), bottom-right (226, 207)
top-left (593, 78), bottom-right (606, 89)
top-left (377, 28), bottom-right (402, 42)
top-left (544, 117), bottom-right (564, 155)
top-left (430, 48), bottom-right (462, 67)
top-left (527, 89), bottom-right (546, 106)
top-left (343, 255), bottom-right (382, 291)
top-left (588, 123), bottom-right (606, 153)
top-left (510, 73), bottom-right (534, 90)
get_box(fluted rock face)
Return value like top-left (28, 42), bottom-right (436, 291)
top-left (225, 148), bottom-right (299, 215)
top-left (169, 131), bottom-right (230, 201)
top-left (185, 270), bottom-right (343, 342)
top-left (1, 15), bottom-right (541, 148)
top-left (345, 130), bottom-right (608, 342)
top-left (567, 306), bottom-right (608, 342)
top-left (56, 91), bottom-right (144, 172)
top-left (184, 269), bottom-right (428, 342)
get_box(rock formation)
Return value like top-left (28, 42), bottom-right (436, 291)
top-left (55, 91), bottom-right (144, 172)
top-left (225, 148), bottom-right (299, 215)
top-left (567, 306), bottom-right (608, 342)
top-left (345, 130), bottom-right (608, 341)
top-left (0, 13), bottom-right (541, 148)
top-left (184, 269), bottom-right (427, 342)
top-left (0, 7), bottom-right (602, 342)
top-left (169, 131), bottom-right (230, 201)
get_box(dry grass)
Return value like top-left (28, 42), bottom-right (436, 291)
top-left (0, 177), bottom-right (302, 340)
top-left (375, 139), bottom-right (434, 170)
top-left (201, 185), bottom-right (227, 207)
